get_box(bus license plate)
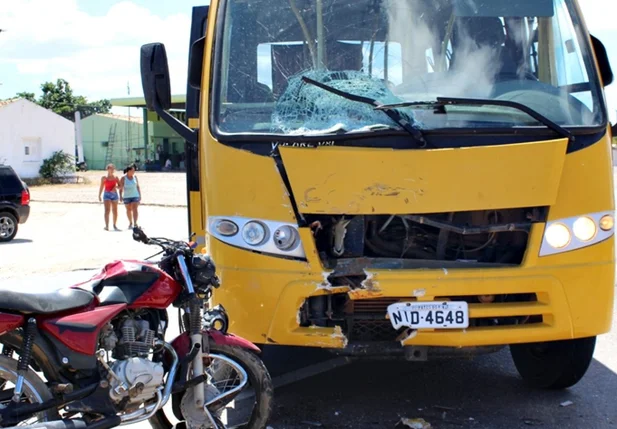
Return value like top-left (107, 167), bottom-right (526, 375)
top-left (387, 302), bottom-right (469, 330)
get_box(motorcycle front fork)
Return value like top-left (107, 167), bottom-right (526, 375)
top-left (191, 333), bottom-right (206, 409)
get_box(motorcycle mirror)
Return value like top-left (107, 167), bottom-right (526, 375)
top-left (132, 226), bottom-right (149, 243)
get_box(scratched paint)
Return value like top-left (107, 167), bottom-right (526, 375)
top-left (413, 288), bottom-right (426, 297)
top-left (348, 289), bottom-right (384, 299)
top-left (331, 325), bottom-right (349, 348)
top-left (361, 270), bottom-right (379, 291)
top-left (399, 329), bottom-right (418, 345)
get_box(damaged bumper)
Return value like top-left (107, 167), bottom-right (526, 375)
top-left (255, 238), bottom-right (614, 352)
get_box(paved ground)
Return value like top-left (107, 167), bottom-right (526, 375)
top-left (29, 171), bottom-right (188, 207)
top-left (1, 174), bottom-right (616, 428)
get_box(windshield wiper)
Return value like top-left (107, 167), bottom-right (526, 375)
top-left (301, 76), bottom-right (429, 148)
top-left (376, 97), bottom-right (573, 142)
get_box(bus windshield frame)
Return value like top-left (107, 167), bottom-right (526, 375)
top-left (210, 0), bottom-right (607, 141)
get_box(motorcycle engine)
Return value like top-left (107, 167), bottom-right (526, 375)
top-left (109, 357), bottom-right (164, 405)
top-left (100, 318), bottom-right (165, 405)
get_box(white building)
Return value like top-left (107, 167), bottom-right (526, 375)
top-left (0, 98), bottom-right (75, 178)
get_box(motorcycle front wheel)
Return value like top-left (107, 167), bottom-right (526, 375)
top-left (150, 343), bottom-right (273, 429)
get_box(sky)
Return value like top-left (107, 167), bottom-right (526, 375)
top-left (0, 0), bottom-right (616, 122)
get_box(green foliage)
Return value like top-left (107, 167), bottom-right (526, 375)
top-left (10, 79), bottom-right (111, 121)
top-left (39, 150), bottom-right (75, 179)
top-left (15, 92), bottom-right (36, 102)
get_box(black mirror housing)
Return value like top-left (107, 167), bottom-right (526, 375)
top-left (132, 226), bottom-right (149, 244)
top-left (140, 43), bottom-right (173, 111)
top-left (591, 35), bottom-right (613, 87)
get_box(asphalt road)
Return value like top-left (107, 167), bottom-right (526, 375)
top-left (0, 202), bottom-right (615, 429)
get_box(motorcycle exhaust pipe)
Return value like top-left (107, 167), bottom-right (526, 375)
top-left (2, 416), bottom-right (121, 429)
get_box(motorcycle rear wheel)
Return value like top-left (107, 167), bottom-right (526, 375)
top-left (149, 343), bottom-right (273, 429)
top-left (0, 355), bottom-right (55, 426)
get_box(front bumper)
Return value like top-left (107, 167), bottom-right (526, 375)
top-left (213, 235), bottom-right (615, 350)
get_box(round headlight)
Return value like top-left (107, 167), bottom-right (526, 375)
top-left (214, 219), bottom-right (238, 236)
top-left (600, 214), bottom-right (614, 231)
top-left (273, 225), bottom-right (300, 251)
top-left (545, 223), bottom-right (571, 249)
top-left (572, 216), bottom-right (596, 242)
top-left (241, 221), bottom-right (268, 246)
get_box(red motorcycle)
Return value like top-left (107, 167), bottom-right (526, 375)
top-left (0, 227), bottom-right (273, 429)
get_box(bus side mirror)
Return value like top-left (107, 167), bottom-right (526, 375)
top-left (590, 35), bottom-right (613, 87)
top-left (140, 43), bottom-right (173, 111)
top-left (140, 42), bottom-right (198, 145)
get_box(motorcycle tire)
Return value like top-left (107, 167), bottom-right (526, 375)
top-left (0, 355), bottom-right (55, 426)
top-left (149, 343), bottom-right (273, 429)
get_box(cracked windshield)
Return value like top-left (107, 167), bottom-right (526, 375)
top-left (216, 0), bottom-right (605, 136)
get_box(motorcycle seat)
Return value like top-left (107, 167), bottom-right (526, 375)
top-left (0, 285), bottom-right (95, 314)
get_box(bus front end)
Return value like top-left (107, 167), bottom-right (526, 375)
top-left (178, 0), bottom-right (615, 388)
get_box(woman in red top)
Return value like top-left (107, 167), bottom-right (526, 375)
top-left (98, 164), bottom-right (120, 231)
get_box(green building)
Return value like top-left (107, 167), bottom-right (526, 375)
top-left (81, 113), bottom-right (153, 171)
top-left (110, 95), bottom-right (188, 171)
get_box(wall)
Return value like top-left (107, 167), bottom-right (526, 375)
top-left (0, 100), bottom-right (75, 178)
top-left (81, 114), bottom-right (151, 170)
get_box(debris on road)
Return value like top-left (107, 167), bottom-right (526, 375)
top-left (560, 400), bottom-right (574, 407)
top-left (398, 417), bottom-right (432, 428)
top-left (301, 421), bottom-right (323, 427)
top-left (433, 405), bottom-right (456, 411)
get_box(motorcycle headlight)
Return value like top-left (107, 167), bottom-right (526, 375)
top-left (191, 254), bottom-right (216, 286)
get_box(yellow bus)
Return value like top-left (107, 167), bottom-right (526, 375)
top-left (140, 0), bottom-right (615, 389)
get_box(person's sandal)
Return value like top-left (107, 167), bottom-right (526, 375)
top-left (114, 226), bottom-right (120, 231)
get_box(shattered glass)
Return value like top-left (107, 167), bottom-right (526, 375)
top-left (271, 70), bottom-right (420, 135)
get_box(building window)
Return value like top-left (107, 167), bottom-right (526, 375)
top-left (101, 141), bottom-right (109, 147)
top-left (23, 137), bottom-right (42, 163)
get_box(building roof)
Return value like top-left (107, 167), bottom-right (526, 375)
top-left (0, 98), bottom-right (20, 108)
top-left (96, 113), bottom-right (144, 124)
top-left (110, 95), bottom-right (186, 110)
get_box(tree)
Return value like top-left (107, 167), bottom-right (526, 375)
top-left (15, 92), bottom-right (36, 102)
top-left (10, 79), bottom-right (111, 121)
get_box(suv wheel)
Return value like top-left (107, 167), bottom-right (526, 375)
top-left (0, 212), bottom-right (18, 242)
top-left (510, 336), bottom-right (596, 389)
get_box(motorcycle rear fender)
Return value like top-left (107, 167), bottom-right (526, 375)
top-left (171, 330), bottom-right (261, 356)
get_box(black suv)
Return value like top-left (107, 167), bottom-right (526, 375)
top-left (0, 165), bottom-right (30, 242)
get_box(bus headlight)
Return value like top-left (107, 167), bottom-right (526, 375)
top-left (242, 221), bottom-right (268, 246)
top-left (273, 225), bottom-right (300, 251)
top-left (545, 223), bottom-right (571, 249)
top-left (208, 216), bottom-right (306, 259)
top-left (572, 216), bottom-right (596, 242)
top-left (539, 212), bottom-right (614, 256)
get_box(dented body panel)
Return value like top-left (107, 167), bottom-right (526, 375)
top-left (279, 139), bottom-right (568, 215)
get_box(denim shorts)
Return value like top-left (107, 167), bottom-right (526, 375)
top-left (124, 197), bottom-right (140, 205)
top-left (103, 191), bottom-right (118, 201)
